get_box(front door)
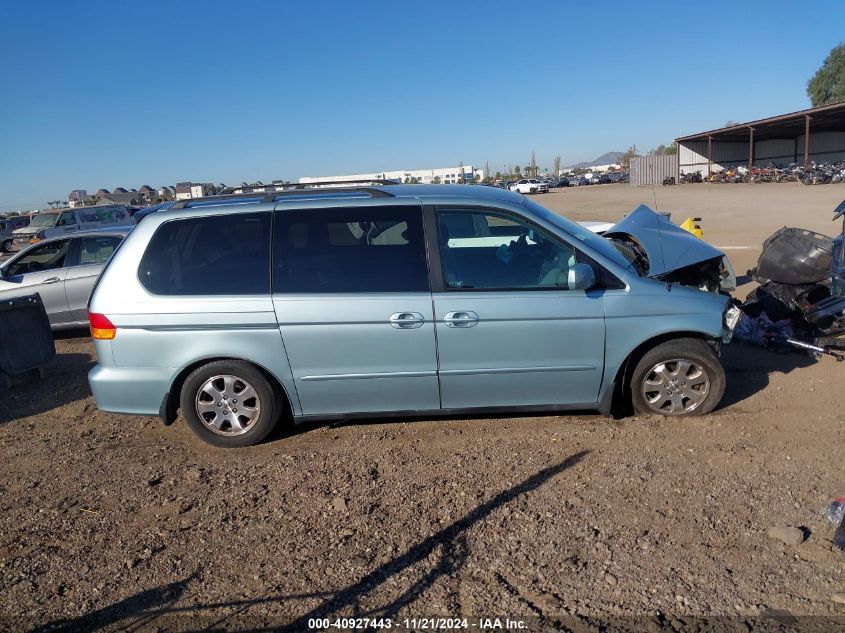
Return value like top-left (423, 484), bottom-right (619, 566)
top-left (0, 238), bottom-right (72, 325)
top-left (271, 203), bottom-right (439, 416)
top-left (431, 207), bottom-right (606, 409)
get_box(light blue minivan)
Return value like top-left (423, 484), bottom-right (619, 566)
top-left (88, 184), bottom-right (739, 447)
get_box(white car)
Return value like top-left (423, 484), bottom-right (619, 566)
top-left (577, 221), bottom-right (615, 234)
top-left (508, 179), bottom-right (549, 195)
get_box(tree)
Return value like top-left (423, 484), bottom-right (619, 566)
top-left (620, 145), bottom-right (639, 170)
top-left (723, 120), bottom-right (741, 128)
top-left (807, 43), bottom-right (845, 107)
top-left (529, 151), bottom-right (536, 179)
top-left (494, 171), bottom-right (502, 181)
top-left (553, 155), bottom-right (561, 176)
top-left (432, 176), bottom-right (442, 184)
top-left (648, 142), bottom-right (678, 155)
top-left (514, 166), bottom-right (521, 176)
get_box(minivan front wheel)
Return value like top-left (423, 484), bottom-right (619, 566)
top-left (180, 360), bottom-right (279, 447)
top-left (630, 339), bottom-right (725, 417)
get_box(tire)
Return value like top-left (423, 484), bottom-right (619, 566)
top-left (630, 338), bottom-right (725, 417)
top-left (180, 360), bottom-right (280, 447)
top-left (1, 240), bottom-right (13, 254)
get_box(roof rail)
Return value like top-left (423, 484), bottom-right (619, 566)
top-left (169, 183), bottom-right (397, 210)
top-left (276, 178), bottom-right (400, 189)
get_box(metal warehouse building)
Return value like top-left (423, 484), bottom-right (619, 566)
top-left (676, 101), bottom-right (845, 177)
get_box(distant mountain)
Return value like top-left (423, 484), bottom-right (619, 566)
top-left (567, 152), bottom-right (624, 169)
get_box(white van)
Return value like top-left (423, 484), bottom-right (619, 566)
top-left (12, 204), bottom-right (134, 248)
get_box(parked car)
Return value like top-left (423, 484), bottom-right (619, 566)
top-left (0, 215), bottom-right (31, 253)
top-left (12, 204), bottom-right (133, 249)
top-left (569, 177), bottom-right (588, 186)
top-left (509, 179), bottom-right (549, 194)
top-left (87, 185), bottom-right (739, 448)
top-left (556, 177), bottom-right (570, 187)
top-left (598, 174), bottom-right (612, 184)
top-left (0, 229), bottom-right (129, 329)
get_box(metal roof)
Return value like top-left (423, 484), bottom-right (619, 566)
top-left (676, 100), bottom-right (845, 142)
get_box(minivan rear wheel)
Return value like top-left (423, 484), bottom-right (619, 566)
top-left (630, 339), bottom-right (725, 417)
top-left (180, 360), bottom-right (279, 447)
top-left (1, 240), bottom-right (13, 253)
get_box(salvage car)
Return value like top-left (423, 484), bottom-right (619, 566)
top-left (12, 204), bottom-right (133, 248)
top-left (87, 185), bottom-right (739, 448)
top-left (0, 215), bottom-right (31, 253)
top-left (0, 229), bottom-right (129, 329)
top-left (509, 179), bottom-right (549, 195)
top-left (737, 199), bottom-right (845, 357)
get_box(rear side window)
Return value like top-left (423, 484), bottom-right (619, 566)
top-left (139, 213), bottom-right (270, 295)
top-left (273, 206), bottom-right (429, 293)
top-left (78, 236), bottom-right (123, 265)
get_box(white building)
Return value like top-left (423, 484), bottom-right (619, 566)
top-left (174, 182), bottom-right (214, 200)
top-left (299, 165), bottom-right (484, 185)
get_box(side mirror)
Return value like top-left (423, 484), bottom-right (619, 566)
top-left (568, 263), bottom-right (596, 291)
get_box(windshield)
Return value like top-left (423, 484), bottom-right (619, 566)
top-left (522, 198), bottom-right (633, 270)
top-left (27, 213), bottom-right (59, 228)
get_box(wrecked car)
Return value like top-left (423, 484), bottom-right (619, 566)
top-left (89, 187), bottom-right (741, 448)
top-left (737, 199), bottom-right (845, 360)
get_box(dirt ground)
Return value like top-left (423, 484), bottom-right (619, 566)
top-left (2, 184), bottom-right (845, 632)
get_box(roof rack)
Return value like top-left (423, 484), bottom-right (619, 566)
top-left (169, 181), bottom-right (397, 210)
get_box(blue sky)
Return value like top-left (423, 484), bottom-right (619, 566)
top-left (1, 1), bottom-right (843, 210)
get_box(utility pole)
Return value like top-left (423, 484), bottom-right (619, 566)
top-left (530, 151), bottom-right (537, 178)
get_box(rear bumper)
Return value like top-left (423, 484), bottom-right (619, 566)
top-left (88, 364), bottom-right (172, 416)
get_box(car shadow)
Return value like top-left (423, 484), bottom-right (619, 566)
top-left (719, 342), bottom-right (816, 410)
top-left (264, 407), bottom-right (604, 444)
top-left (32, 452), bottom-right (589, 632)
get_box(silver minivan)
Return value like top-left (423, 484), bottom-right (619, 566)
top-left (88, 185), bottom-right (739, 447)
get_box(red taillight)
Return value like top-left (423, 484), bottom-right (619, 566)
top-left (88, 312), bottom-right (116, 340)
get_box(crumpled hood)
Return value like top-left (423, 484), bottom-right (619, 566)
top-left (605, 205), bottom-right (725, 277)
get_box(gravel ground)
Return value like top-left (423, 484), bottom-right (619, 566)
top-left (2, 338), bottom-right (844, 631)
top-left (1, 185), bottom-right (845, 632)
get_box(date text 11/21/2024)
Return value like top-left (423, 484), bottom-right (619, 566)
top-left (307, 617), bottom-right (528, 630)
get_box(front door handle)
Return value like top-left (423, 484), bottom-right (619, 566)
top-left (389, 312), bottom-right (425, 329)
top-left (42, 277), bottom-right (60, 284)
top-left (443, 311), bottom-right (479, 327)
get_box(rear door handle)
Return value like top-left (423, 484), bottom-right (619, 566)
top-left (443, 311), bottom-right (479, 327)
top-left (389, 312), bottom-right (425, 329)
top-left (42, 277), bottom-right (60, 284)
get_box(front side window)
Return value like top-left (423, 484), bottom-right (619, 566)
top-left (437, 209), bottom-right (580, 290)
top-left (78, 236), bottom-right (123, 265)
top-left (273, 206), bottom-right (428, 293)
top-left (6, 239), bottom-right (71, 276)
top-left (57, 211), bottom-right (76, 227)
top-left (139, 212), bottom-right (270, 295)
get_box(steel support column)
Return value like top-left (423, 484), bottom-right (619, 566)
top-left (804, 115), bottom-right (811, 169)
top-left (707, 135), bottom-right (712, 177)
top-left (748, 127), bottom-right (754, 170)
